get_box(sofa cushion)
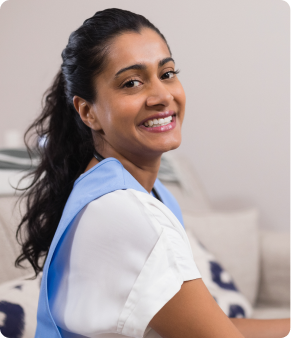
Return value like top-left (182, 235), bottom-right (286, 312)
top-left (257, 230), bottom-right (290, 306)
top-left (183, 209), bottom-right (259, 306)
top-left (252, 304), bottom-right (290, 319)
top-left (0, 273), bottom-right (41, 338)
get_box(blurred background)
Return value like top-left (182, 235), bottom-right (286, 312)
top-left (0, 0), bottom-right (289, 232)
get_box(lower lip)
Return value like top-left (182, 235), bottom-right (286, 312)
top-left (139, 115), bottom-right (176, 133)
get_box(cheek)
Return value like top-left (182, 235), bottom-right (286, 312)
top-left (102, 96), bottom-right (143, 132)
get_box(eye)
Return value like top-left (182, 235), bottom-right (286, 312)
top-left (161, 70), bottom-right (180, 80)
top-left (123, 79), bottom-right (142, 88)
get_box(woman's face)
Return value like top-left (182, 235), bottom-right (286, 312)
top-left (90, 28), bottom-right (186, 160)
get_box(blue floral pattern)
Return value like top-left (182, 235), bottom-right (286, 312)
top-left (0, 301), bottom-right (24, 338)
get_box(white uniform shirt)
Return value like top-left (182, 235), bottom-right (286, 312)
top-left (49, 189), bottom-right (201, 338)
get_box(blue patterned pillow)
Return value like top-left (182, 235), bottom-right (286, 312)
top-left (0, 274), bottom-right (41, 338)
top-left (186, 229), bottom-right (253, 318)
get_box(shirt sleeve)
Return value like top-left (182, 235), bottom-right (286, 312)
top-left (49, 189), bottom-right (201, 338)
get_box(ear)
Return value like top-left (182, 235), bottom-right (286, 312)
top-left (73, 95), bottom-right (103, 131)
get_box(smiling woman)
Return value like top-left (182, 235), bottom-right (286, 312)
top-left (14, 8), bottom-right (289, 338)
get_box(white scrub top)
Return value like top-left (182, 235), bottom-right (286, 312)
top-left (49, 189), bottom-right (201, 338)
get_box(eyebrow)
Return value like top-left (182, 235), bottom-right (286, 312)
top-left (114, 57), bottom-right (175, 77)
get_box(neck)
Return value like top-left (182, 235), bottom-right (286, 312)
top-left (85, 143), bottom-right (161, 194)
top-left (111, 151), bottom-right (161, 193)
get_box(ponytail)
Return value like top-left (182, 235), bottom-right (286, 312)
top-left (15, 70), bottom-right (94, 275)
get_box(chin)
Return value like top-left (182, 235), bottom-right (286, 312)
top-left (155, 138), bottom-right (181, 154)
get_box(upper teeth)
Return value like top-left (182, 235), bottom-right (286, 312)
top-left (144, 116), bottom-right (173, 127)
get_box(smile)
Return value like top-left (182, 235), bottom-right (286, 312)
top-left (144, 116), bottom-right (172, 127)
top-left (139, 114), bottom-right (177, 133)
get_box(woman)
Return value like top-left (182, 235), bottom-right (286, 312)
top-left (16, 8), bottom-right (289, 338)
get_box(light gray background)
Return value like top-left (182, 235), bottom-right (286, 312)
top-left (0, 0), bottom-right (289, 231)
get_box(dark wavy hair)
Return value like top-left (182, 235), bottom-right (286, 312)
top-left (15, 8), bottom-right (170, 276)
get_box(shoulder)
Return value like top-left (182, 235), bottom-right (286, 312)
top-left (66, 190), bottom-right (169, 268)
top-left (86, 188), bottom-right (150, 217)
top-left (67, 188), bottom-right (189, 270)
top-left (78, 189), bottom-right (162, 242)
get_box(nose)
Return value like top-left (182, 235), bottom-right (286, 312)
top-left (146, 78), bottom-right (174, 107)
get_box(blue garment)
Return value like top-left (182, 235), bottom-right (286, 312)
top-left (35, 158), bottom-right (184, 338)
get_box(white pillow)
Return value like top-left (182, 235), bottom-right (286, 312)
top-left (0, 273), bottom-right (41, 338)
top-left (186, 229), bottom-right (253, 318)
top-left (183, 209), bottom-right (259, 305)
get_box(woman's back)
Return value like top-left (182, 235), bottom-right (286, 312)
top-left (49, 186), bottom-right (200, 337)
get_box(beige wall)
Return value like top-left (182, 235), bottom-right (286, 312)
top-left (0, 0), bottom-right (289, 231)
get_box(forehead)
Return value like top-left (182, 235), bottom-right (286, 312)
top-left (104, 28), bottom-right (171, 74)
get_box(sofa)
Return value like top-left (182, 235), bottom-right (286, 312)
top-left (0, 150), bottom-right (289, 337)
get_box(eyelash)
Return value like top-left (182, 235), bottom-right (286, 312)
top-left (161, 69), bottom-right (180, 79)
top-left (122, 69), bottom-right (180, 88)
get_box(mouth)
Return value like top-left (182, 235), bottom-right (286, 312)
top-left (143, 115), bottom-right (174, 128)
top-left (139, 112), bottom-right (177, 133)
top-left (139, 111), bottom-right (176, 127)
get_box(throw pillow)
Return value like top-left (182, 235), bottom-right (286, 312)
top-left (0, 273), bottom-right (41, 338)
top-left (183, 209), bottom-right (259, 305)
top-left (186, 229), bottom-right (253, 318)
